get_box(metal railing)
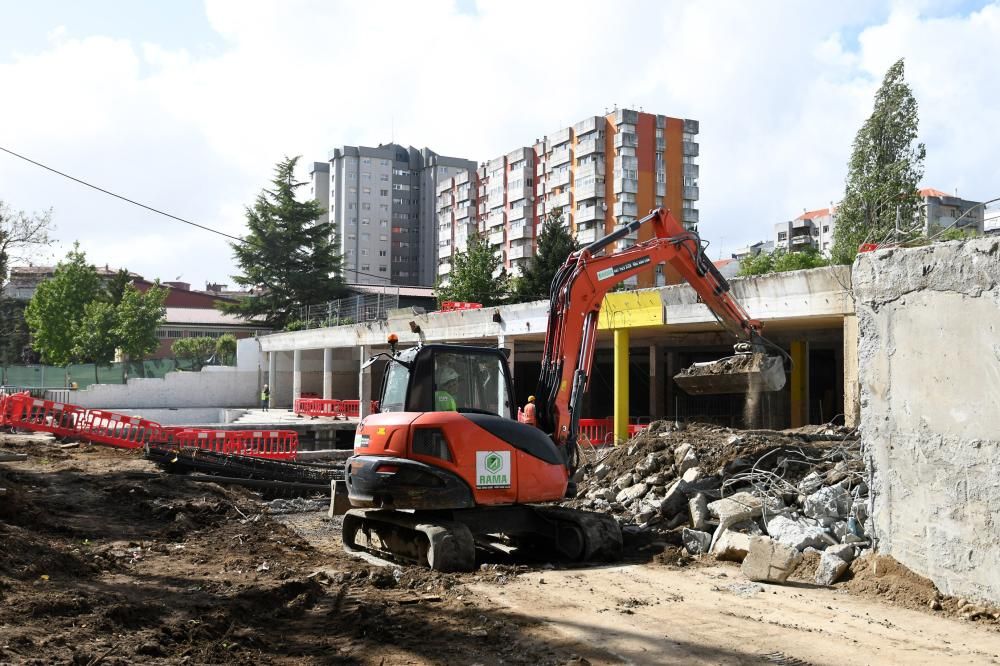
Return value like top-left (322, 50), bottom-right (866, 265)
top-left (294, 290), bottom-right (400, 329)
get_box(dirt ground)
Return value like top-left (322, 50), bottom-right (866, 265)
top-left (2, 433), bottom-right (1000, 665)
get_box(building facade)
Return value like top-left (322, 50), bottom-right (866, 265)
top-left (436, 108), bottom-right (700, 289)
top-left (918, 188), bottom-right (984, 235)
top-left (318, 144), bottom-right (476, 287)
top-left (774, 207), bottom-right (837, 255)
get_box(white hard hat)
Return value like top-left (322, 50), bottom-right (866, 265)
top-left (437, 366), bottom-right (460, 385)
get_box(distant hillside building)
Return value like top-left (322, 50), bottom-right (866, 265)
top-left (774, 207), bottom-right (837, 256)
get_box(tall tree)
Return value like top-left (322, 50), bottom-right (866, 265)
top-left (832, 59), bottom-right (926, 263)
top-left (0, 201), bottom-right (54, 286)
top-left (513, 209), bottom-right (577, 302)
top-left (215, 333), bottom-right (238, 365)
top-left (72, 301), bottom-right (118, 381)
top-left (114, 282), bottom-right (168, 377)
top-left (435, 233), bottom-right (509, 306)
top-left (171, 336), bottom-right (217, 370)
top-left (221, 156), bottom-right (347, 329)
top-left (25, 244), bottom-right (102, 366)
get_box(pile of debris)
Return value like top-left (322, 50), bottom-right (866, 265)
top-left (569, 421), bottom-right (866, 585)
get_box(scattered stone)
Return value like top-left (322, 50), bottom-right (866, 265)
top-left (681, 467), bottom-right (702, 483)
top-left (815, 552), bottom-right (849, 585)
top-left (825, 543), bottom-right (856, 563)
top-left (708, 492), bottom-right (765, 524)
top-left (713, 530), bottom-right (752, 562)
top-left (674, 444), bottom-right (698, 475)
top-left (615, 482), bottom-right (649, 504)
top-left (729, 519), bottom-right (763, 536)
top-left (765, 515), bottom-right (829, 551)
top-left (688, 494), bottom-right (709, 531)
top-left (657, 479), bottom-right (691, 517)
top-left (803, 483), bottom-right (852, 520)
top-left (614, 474), bottom-right (635, 491)
top-left (682, 528), bottom-right (712, 555)
top-left (741, 536), bottom-right (802, 583)
top-left (636, 452), bottom-right (663, 476)
top-left (797, 471), bottom-right (823, 495)
top-left (593, 463), bottom-right (611, 481)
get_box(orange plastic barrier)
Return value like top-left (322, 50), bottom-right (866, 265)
top-left (80, 409), bottom-right (166, 449)
top-left (294, 398), bottom-right (379, 419)
top-left (171, 429), bottom-right (297, 460)
top-left (578, 418), bottom-right (614, 446)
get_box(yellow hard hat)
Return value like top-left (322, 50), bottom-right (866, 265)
top-left (528, 395), bottom-right (536, 402)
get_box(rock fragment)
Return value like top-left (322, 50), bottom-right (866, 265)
top-left (741, 536), bottom-right (802, 583)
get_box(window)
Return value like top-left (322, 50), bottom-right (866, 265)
top-left (379, 189), bottom-right (389, 197)
top-left (361, 249), bottom-right (368, 256)
top-left (349, 187), bottom-right (357, 194)
top-left (379, 204), bottom-right (388, 212)
top-left (361, 264), bottom-right (370, 271)
top-left (379, 234), bottom-right (388, 241)
top-left (378, 265), bottom-right (388, 273)
top-left (823, 225), bottom-right (830, 233)
top-left (380, 174), bottom-right (389, 181)
top-left (363, 187), bottom-right (371, 194)
top-left (433, 351), bottom-right (510, 418)
top-left (348, 233), bottom-right (357, 241)
top-left (778, 232), bottom-right (787, 241)
top-left (380, 362), bottom-right (411, 412)
top-left (362, 202), bottom-right (371, 210)
top-left (362, 158), bottom-right (371, 165)
top-left (362, 172), bottom-right (371, 180)
top-left (346, 249), bottom-right (355, 256)
top-left (378, 250), bottom-right (387, 257)
top-left (348, 203), bottom-right (356, 210)
top-left (379, 219), bottom-right (388, 227)
top-left (361, 218), bottom-right (370, 225)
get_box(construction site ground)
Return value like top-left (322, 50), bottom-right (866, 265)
top-left (2, 434), bottom-right (1000, 665)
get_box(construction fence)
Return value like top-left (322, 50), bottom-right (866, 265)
top-left (293, 291), bottom-right (400, 330)
top-left (0, 358), bottom-right (205, 391)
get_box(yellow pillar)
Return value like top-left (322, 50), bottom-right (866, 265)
top-left (614, 328), bottom-right (630, 443)
top-left (790, 340), bottom-right (809, 427)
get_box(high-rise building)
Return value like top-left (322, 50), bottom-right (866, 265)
top-left (436, 108), bottom-right (699, 289)
top-left (317, 144), bottom-right (476, 286)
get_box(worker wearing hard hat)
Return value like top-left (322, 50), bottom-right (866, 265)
top-left (435, 365), bottom-right (460, 411)
top-left (522, 395), bottom-right (537, 426)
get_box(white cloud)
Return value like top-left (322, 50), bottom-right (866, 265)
top-left (0, 0), bottom-right (997, 284)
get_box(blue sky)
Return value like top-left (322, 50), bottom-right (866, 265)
top-left (1, 0), bottom-right (998, 286)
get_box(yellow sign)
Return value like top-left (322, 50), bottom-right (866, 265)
top-left (598, 291), bottom-right (663, 329)
top-left (376, 427), bottom-right (386, 435)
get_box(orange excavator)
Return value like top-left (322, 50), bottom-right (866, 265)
top-left (341, 208), bottom-right (786, 571)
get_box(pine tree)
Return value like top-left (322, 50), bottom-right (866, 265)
top-left (435, 233), bottom-right (509, 306)
top-left (832, 59), bottom-right (926, 263)
top-left (221, 156), bottom-right (347, 329)
top-left (513, 209), bottom-right (578, 302)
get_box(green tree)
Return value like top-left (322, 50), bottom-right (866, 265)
top-left (513, 209), bottom-right (577, 302)
top-left (737, 252), bottom-right (775, 277)
top-left (72, 301), bottom-right (118, 381)
top-left (0, 201), bottom-right (54, 286)
top-left (171, 337), bottom-right (217, 370)
top-left (114, 283), bottom-right (167, 377)
top-left (772, 247), bottom-right (829, 272)
top-left (832, 59), bottom-right (926, 264)
top-left (216, 333), bottom-right (238, 365)
top-left (435, 233), bottom-right (509, 306)
top-left (104, 268), bottom-right (133, 305)
top-left (25, 244), bottom-right (102, 366)
top-left (221, 156), bottom-right (347, 329)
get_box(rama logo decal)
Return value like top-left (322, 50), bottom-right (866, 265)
top-left (475, 450), bottom-right (511, 489)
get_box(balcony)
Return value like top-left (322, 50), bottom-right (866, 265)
top-left (575, 183), bottom-right (600, 200)
top-left (456, 170), bottom-right (470, 185)
top-left (575, 205), bottom-right (603, 223)
top-left (550, 146), bottom-right (573, 166)
top-left (613, 178), bottom-right (638, 194)
top-left (455, 204), bottom-right (474, 220)
top-left (508, 244), bottom-right (533, 260)
top-left (574, 161), bottom-right (604, 181)
top-left (576, 138), bottom-right (602, 157)
top-left (508, 203), bottom-right (530, 223)
top-left (437, 262), bottom-right (451, 276)
top-left (574, 116), bottom-right (599, 135)
top-left (614, 109), bottom-right (639, 125)
top-left (549, 191), bottom-right (571, 209)
top-left (683, 208), bottom-right (699, 224)
top-left (549, 126), bottom-right (571, 147)
top-left (488, 229), bottom-right (505, 246)
top-left (614, 133), bottom-right (638, 149)
top-left (487, 192), bottom-right (505, 209)
top-left (549, 169), bottom-right (571, 189)
top-left (682, 141), bottom-right (699, 156)
top-left (536, 182), bottom-right (547, 198)
top-left (508, 223), bottom-right (533, 241)
top-left (613, 201), bottom-right (638, 217)
top-left (683, 186), bottom-right (699, 201)
top-left (790, 235), bottom-right (814, 247)
top-left (684, 119), bottom-right (700, 135)
top-left (437, 243), bottom-right (452, 260)
top-left (576, 226), bottom-right (601, 245)
top-left (683, 163), bottom-right (699, 179)
top-left (508, 165), bottom-right (531, 186)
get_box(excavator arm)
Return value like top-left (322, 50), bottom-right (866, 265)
top-left (535, 207), bottom-right (783, 464)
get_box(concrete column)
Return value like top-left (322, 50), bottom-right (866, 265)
top-left (358, 345), bottom-right (372, 419)
top-left (843, 314), bottom-right (860, 428)
top-left (267, 351), bottom-right (277, 409)
top-left (322, 348), bottom-right (334, 400)
top-left (292, 349), bottom-right (303, 402)
top-left (613, 329), bottom-right (630, 443)
top-left (648, 345), bottom-right (663, 419)
top-left (665, 351), bottom-right (678, 423)
top-left (790, 340), bottom-right (810, 427)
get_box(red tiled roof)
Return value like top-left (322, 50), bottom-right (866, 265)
top-left (795, 208), bottom-right (832, 220)
top-left (919, 187), bottom-right (951, 198)
top-left (714, 259), bottom-right (736, 268)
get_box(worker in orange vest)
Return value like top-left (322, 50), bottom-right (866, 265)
top-left (522, 395), bottom-right (538, 427)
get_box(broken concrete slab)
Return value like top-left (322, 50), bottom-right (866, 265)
top-left (815, 551), bottom-right (849, 585)
top-left (765, 515), bottom-right (829, 551)
top-left (681, 466), bottom-right (702, 483)
top-left (682, 528), bottom-right (712, 555)
top-left (797, 471), bottom-right (823, 495)
top-left (615, 482), bottom-right (649, 504)
top-left (689, 493), bottom-right (709, 531)
top-left (673, 443), bottom-right (698, 475)
top-left (825, 543), bottom-right (856, 563)
top-left (708, 492), bottom-right (765, 524)
top-left (741, 536), bottom-right (803, 583)
top-left (803, 483), bottom-right (852, 520)
top-left (657, 479), bottom-right (691, 517)
top-left (713, 530), bottom-right (752, 562)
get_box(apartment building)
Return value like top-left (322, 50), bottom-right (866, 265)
top-left (774, 207), bottom-right (837, 255)
top-left (436, 108), bottom-right (700, 289)
top-left (315, 144), bottom-right (476, 287)
top-left (918, 188), bottom-right (984, 235)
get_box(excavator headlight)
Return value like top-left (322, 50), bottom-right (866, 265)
top-left (411, 428), bottom-right (452, 462)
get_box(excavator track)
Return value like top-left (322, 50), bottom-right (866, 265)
top-left (340, 506), bottom-right (622, 572)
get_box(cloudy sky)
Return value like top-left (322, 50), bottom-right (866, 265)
top-left (1, 0), bottom-right (997, 287)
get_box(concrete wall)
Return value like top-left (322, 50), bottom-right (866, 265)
top-left (70, 366), bottom-right (259, 409)
top-left (855, 238), bottom-right (1000, 603)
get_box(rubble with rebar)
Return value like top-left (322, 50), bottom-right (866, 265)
top-left (567, 421), bottom-right (867, 584)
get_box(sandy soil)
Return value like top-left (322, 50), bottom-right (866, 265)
top-left (470, 563), bottom-right (1000, 665)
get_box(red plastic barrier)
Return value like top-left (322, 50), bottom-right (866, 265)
top-left (4, 395), bottom-right (89, 440)
top-left (294, 398), bottom-right (342, 418)
top-left (225, 430), bottom-right (298, 459)
top-left (578, 418), bottom-right (614, 446)
top-left (79, 409), bottom-right (166, 449)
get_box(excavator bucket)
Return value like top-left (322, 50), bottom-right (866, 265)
top-left (673, 353), bottom-right (786, 396)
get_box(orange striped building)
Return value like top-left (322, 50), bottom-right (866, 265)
top-left (436, 108), bottom-right (699, 289)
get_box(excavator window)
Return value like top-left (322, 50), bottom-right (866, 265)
top-left (380, 362), bottom-right (411, 413)
top-left (433, 352), bottom-right (512, 419)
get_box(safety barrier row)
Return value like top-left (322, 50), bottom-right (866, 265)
top-left (0, 392), bottom-right (297, 460)
top-left (293, 398), bottom-right (379, 419)
top-left (577, 418), bottom-right (650, 446)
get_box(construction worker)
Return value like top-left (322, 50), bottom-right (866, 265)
top-left (261, 384), bottom-right (270, 411)
top-left (434, 366), bottom-right (460, 411)
top-left (522, 395), bottom-right (538, 426)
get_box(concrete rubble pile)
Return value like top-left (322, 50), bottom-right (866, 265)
top-left (568, 421), bottom-right (866, 585)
